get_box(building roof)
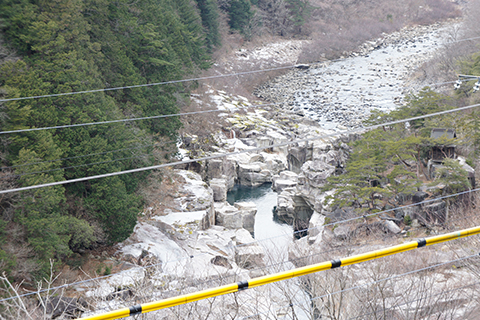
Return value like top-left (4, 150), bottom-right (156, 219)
top-left (430, 128), bottom-right (456, 140)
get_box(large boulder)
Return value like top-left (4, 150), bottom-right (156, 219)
top-left (275, 188), bottom-right (314, 232)
top-left (272, 170), bottom-right (299, 192)
top-left (175, 170), bottom-right (214, 212)
top-left (296, 160), bottom-right (336, 211)
top-left (237, 162), bottom-right (272, 187)
top-left (299, 160), bottom-right (336, 189)
top-left (153, 210), bottom-right (214, 240)
top-left (275, 188), bottom-right (297, 224)
top-left (234, 201), bottom-right (257, 233)
top-left (206, 157), bottom-right (236, 190)
top-left (214, 202), bottom-right (243, 229)
top-left (384, 220), bottom-right (402, 234)
top-left (287, 146), bottom-right (310, 174)
top-left (210, 178), bottom-right (228, 202)
top-left (214, 201), bottom-right (257, 232)
top-left (412, 191), bottom-right (429, 204)
top-left (233, 229), bottom-right (265, 269)
top-left (307, 211), bottom-right (325, 243)
top-left (261, 152), bottom-right (287, 175)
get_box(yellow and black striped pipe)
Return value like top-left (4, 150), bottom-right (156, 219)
top-left (78, 225), bottom-right (480, 320)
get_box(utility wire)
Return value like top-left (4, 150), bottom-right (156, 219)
top-left (0, 155), bottom-right (148, 179)
top-left (1, 32), bottom-right (477, 105)
top-left (2, 186), bottom-right (477, 304)
top-left (312, 254), bottom-right (480, 303)
top-left (0, 140), bottom-right (176, 179)
top-left (0, 102), bottom-right (278, 135)
top-left (0, 141), bottom-right (174, 170)
top-left (1, 102), bottom-right (479, 195)
top-left (348, 280), bottom-right (480, 319)
top-left (447, 35), bottom-right (480, 43)
top-left (241, 253), bottom-right (480, 320)
top-left (0, 66), bottom-right (299, 103)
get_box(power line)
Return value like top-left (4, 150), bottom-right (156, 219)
top-left (348, 280), bottom-right (480, 319)
top-left (1, 155), bottom-right (148, 179)
top-left (0, 32), bottom-right (477, 105)
top-left (1, 102), bottom-right (479, 195)
top-left (447, 35), bottom-right (480, 43)
top-left (0, 141), bottom-right (173, 171)
top-left (2, 186), bottom-right (476, 304)
top-left (241, 253), bottom-right (480, 320)
top-left (0, 140), bottom-right (177, 179)
top-left (73, 225), bottom-right (480, 320)
top-left (0, 103), bottom-right (278, 135)
top-left (0, 66), bottom-right (300, 103)
top-left (312, 254), bottom-right (480, 303)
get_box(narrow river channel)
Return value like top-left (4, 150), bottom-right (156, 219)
top-left (227, 183), bottom-right (293, 261)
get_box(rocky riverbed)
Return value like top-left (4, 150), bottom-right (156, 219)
top-left (255, 21), bottom-right (458, 130)
top-left (78, 19), bottom-right (480, 319)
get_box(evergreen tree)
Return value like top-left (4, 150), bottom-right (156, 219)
top-left (195, 0), bottom-right (221, 50)
top-left (228, 0), bottom-right (254, 33)
top-left (0, 0), bottom-right (213, 275)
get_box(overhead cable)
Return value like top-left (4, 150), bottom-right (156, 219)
top-left (1, 33), bottom-right (478, 104)
top-left (241, 253), bottom-right (480, 320)
top-left (0, 66), bottom-right (299, 103)
top-left (0, 141), bottom-right (173, 170)
top-left (0, 103), bottom-right (278, 135)
top-left (74, 225), bottom-right (480, 320)
top-left (348, 280), bottom-right (480, 319)
top-left (1, 102), bottom-right (479, 195)
top-left (0, 140), bottom-right (176, 178)
top-left (1, 155), bottom-right (148, 179)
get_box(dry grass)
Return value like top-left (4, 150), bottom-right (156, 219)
top-left (298, 0), bottom-right (461, 63)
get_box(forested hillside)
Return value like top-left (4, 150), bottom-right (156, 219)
top-left (0, 0), bottom-right (218, 279)
top-left (0, 0), bottom-right (316, 281)
top-left (0, 0), bottom-right (470, 283)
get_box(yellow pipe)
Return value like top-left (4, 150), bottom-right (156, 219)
top-left (77, 225), bottom-right (480, 320)
top-left (142, 283), bottom-right (239, 313)
top-left (340, 241), bottom-right (418, 266)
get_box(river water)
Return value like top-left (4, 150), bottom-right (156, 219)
top-left (235, 24), bottom-right (457, 247)
top-left (227, 183), bottom-right (293, 261)
top-left (227, 184), bottom-right (310, 319)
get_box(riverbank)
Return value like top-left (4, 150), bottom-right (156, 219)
top-left (77, 18), bottom-right (480, 319)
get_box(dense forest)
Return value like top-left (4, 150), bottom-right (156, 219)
top-left (0, 0), bottom-right (215, 279)
top-left (0, 0), bottom-right (475, 284)
top-left (0, 0), bottom-right (314, 281)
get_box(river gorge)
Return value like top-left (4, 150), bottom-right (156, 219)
top-left (79, 19), bottom-right (480, 319)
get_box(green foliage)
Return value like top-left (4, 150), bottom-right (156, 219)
top-left (86, 177), bottom-right (140, 244)
top-left (367, 88), bottom-right (456, 134)
top-left (325, 88), bottom-right (458, 212)
top-left (104, 265), bottom-right (111, 276)
top-left (195, 0), bottom-right (221, 50)
top-left (228, 0), bottom-right (254, 33)
top-left (286, 0), bottom-right (313, 31)
top-left (0, 0), bottom-right (214, 273)
top-left (0, 220), bottom-right (16, 278)
top-left (430, 158), bottom-right (471, 193)
top-left (404, 214), bottom-right (412, 226)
